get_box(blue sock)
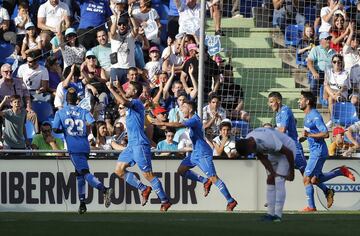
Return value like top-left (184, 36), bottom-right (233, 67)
top-left (77, 176), bottom-right (86, 202)
top-left (305, 184), bottom-right (316, 209)
top-left (84, 173), bottom-right (105, 192)
top-left (150, 177), bottom-right (168, 203)
top-left (124, 172), bottom-right (147, 192)
top-left (316, 182), bottom-right (328, 195)
top-left (215, 179), bottom-right (234, 203)
top-left (183, 170), bottom-right (207, 183)
top-left (319, 169), bottom-right (342, 183)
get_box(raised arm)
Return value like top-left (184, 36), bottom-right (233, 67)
top-left (106, 82), bottom-right (131, 107)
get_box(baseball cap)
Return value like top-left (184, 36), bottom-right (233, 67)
top-left (187, 43), bottom-right (198, 52)
top-left (220, 118), bottom-right (232, 126)
top-left (152, 106), bottom-right (167, 116)
top-left (65, 28), bottom-right (77, 36)
top-left (149, 46), bottom-right (160, 53)
top-left (319, 32), bottom-right (332, 40)
top-left (118, 17), bottom-right (129, 26)
top-left (25, 22), bottom-right (35, 30)
top-left (333, 127), bottom-right (345, 137)
top-left (85, 50), bottom-right (96, 58)
top-left (115, 0), bottom-right (127, 3)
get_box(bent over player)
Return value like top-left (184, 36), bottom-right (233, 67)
top-left (53, 88), bottom-right (112, 214)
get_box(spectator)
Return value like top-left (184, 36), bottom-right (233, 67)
top-left (0, 95), bottom-right (28, 149)
top-left (218, 63), bottom-right (249, 122)
top-left (344, 120), bottom-right (360, 155)
top-left (77, 0), bottom-right (112, 50)
top-left (212, 119), bottom-right (238, 158)
top-left (111, 120), bottom-right (127, 151)
top-left (81, 50), bottom-right (109, 119)
top-left (91, 29), bottom-right (112, 76)
top-left (328, 126), bottom-right (351, 156)
top-left (329, 13), bottom-right (350, 53)
top-left (175, 0), bottom-right (201, 36)
top-left (231, 0), bottom-right (241, 18)
top-left (57, 28), bottom-right (86, 68)
top-left (37, 0), bottom-right (71, 34)
top-left (90, 120), bottom-right (113, 150)
top-left (163, 79), bottom-right (185, 111)
top-left (168, 91), bottom-right (187, 142)
top-left (162, 37), bottom-right (184, 73)
top-left (297, 24), bottom-right (316, 67)
top-left (272, 0), bottom-right (305, 32)
top-left (132, 0), bottom-right (161, 45)
top-left (323, 54), bottom-right (350, 126)
top-left (156, 127), bottom-right (178, 156)
top-left (167, 0), bottom-right (179, 39)
top-left (319, 0), bottom-right (344, 33)
top-left (145, 46), bottom-right (162, 84)
top-left (203, 93), bottom-right (227, 137)
top-left (114, 103), bottom-right (126, 131)
top-left (343, 22), bottom-right (359, 70)
top-left (0, 3), bottom-right (16, 45)
top-left (109, 9), bottom-right (138, 85)
top-left (150, 106), bottom-right (168, 143)
top-left (21, 22), bottom-right (41, 60)
top-left (0, 63), bottom-right (39, 133)
top-left (14, 2), bottom-right (31, 55)
top-left (208, 0), bottom-right (224, 36)
top-left (179, 63), bottom-right (197, 99)
top-left (31, 121), bottom-right (64, 156)
top-left (17, 50), bottom-right (50, 100)
top-left (45, 56), bottom-right (62, 97)
top-left (307, 31), bottom-right (336, 98)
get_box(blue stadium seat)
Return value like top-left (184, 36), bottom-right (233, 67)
top-left (319, 85), bottom-right (328, 107)
top-left (231, 120), bottom-right (251, 138)
top-left (25, 121), bottom-right (36, 140)
top-left (32, 101), bottom-right (54, 123)
top-left (0, 42), bottom-right (14, 63)
top-left (304, 6), bottom-right (316, 24)
top-left (332, 102), bottom-right (359, 127)
top-left (284, 25), bottom-right (303, 47)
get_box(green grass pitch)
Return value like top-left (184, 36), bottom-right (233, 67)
top-left (1, 211), bottom-right (360, 236)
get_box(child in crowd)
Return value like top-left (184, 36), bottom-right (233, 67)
top-left (145, 46), bottom-right (162, 84)
top-left (14, 2), bottom-right (31, 56)
top-left (21, 22), bottom-right (40, 60)
top-left (156, 127), bottom-right (178, 156)
top-left (297, 24), bottom-right (317, 66)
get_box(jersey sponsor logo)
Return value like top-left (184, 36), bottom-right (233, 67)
top-left (316, 167), bottom-right (360, 210)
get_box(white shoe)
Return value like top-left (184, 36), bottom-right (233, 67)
top-left (232, 14), bottom-right (243, 18)
top-left (326, 120), bottom-right (333, 128)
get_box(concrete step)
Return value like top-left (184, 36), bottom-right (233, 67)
top-left (221, 48), bottom-right (291, 58)
top-left (206, 18), bottom-right (255, 28)
top-left (222, 37), bottom-right (272, 49)
top-left (207, 27), bottom-right (277, 38)
top-left (231, 57), bottom-right (283, 69)
top-left (235, 68), bottom-right (291, 79)
top-left (235, 77), bottom-right (296, 89)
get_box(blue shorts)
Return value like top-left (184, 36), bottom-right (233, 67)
top-left (304, 147), bottom-right (328, 177)
top-left (118, 145), bottom-right (153, 172)
top-left (70, 153), bottom-right (90, 173)
top-left (180, 153), bottom-right (217, 177)
top-left (295, 142), bottom-right (307, 173)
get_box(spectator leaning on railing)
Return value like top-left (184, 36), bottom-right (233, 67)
top-left (31, 121), bottom-right (64, 156)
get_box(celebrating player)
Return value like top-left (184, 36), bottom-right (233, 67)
top-left (298, 91), bottom-right (355, 212)
top-left (236, 127), bottom-right (295, 222)
top-left (52, 88), bottom-right (112, 214)
top-left (268, 92), bottom-right (335, 208)
top-left (152, 100), bottom-right (238, 211)
top-left (106, 81), bottom-right (171, 211)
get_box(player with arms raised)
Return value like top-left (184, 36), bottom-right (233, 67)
top-left (107, 81), bottom-right (171, 211)
top-left (52, 88), bottom-right (112, 214)
top-left (152, 100), bottom-right (238, 211)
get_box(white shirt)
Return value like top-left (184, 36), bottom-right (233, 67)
top-left (37, 1), bottom-right (70, 29)
top-left (145, 60), bottom-right (162, 82)
top-left (14, 15), bottom-right (28, 35)
top-left (110, 32), bottom-right (136, 69)
top-left (212, 135), bottom-right (236, 156)
top-left (23, 36), bottom-right (41, 50)
top-left (54, 82), bottom-right (64, 108)
top-left (132, 7), bottom-right (159, 22)
top-left (246, 128), bottom-right (295, 157)
top-left (0, 7), bottom-right (9, 24)
top-left (349, 121), bottom-right (360, 134)
top-left (319, 7), bottom-right (332, 33)
top-left (343, 44), bottom-right (360, 70)
top-left (325, 69), bottom-right (351, 98)
top-left (17, 64), bottom-right (49, 90)
top-left (178, 3), bottom-right (201, 35)
top-left (161, 46), bottom-right (184, 67)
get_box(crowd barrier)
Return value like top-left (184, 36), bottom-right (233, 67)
top-left (1, 155), bottom-right (360, 212)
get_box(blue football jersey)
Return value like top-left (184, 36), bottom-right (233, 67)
top-left (182, 114), bottom-right (213, 158)
top-left (53, 105), bottom-right (95, 154)
top-left (125, 99), bottom-right (150, 146)
top-left (276, 105), bottom-right (299, 142)
top-left (304, 109), bottom-right (328, 150)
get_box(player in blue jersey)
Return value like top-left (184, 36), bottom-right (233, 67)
top-left (52, 88), bottom-right (112, 214)
top-left (298, 91), bottom-right (355, 211)
top-left (268, 92), bottom-right (336, 208)
top-left (152, 100), bottom-right (238, 211)
top-left (106, 81), bottom-right (171, 211)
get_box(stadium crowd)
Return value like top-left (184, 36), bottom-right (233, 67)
top-left (0, 0), bottom-right (248, 158)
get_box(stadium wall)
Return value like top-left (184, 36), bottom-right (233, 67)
top-left (0, 159), bottom-right (359, 212)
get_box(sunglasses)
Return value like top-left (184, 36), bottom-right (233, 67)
top-left (87, 56), bottom-right (96, 60)
top-left (42, 129), bottom-right (51, 133)
top-left (332, 60), bottom-right (342, 64)
top-left (27, 59), bottom-right (36, 64)
top-left (2, 70), bottom-right (12, 74)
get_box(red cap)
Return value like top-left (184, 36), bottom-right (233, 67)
top-left (149, 46), bottom-right (160, 53)
top-left (333, 127), bottom-right (345, 137)
top-left (152, 106), bottom-right (167, 116)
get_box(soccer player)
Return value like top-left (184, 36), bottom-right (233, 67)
top-left (236, 127), bottom-right (295, 222)
top-left (106, 81), bottom-right (171, 211)
top-left (152, 100), bottom-right (238, 211)
top-left (298, 91), bottom-right (355, 212)
top-left (52, 88), bottom-right (112, 214)
top-left (268, 91), bottom-right (335, 208)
